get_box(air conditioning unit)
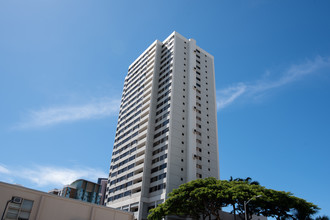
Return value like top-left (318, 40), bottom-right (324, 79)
top-left (11, 196), bottom-right (23, 204)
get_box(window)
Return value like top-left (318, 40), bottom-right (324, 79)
top-left (151, 163), bottom-right (167, 174)
top-left (149, 183), bottom-right (166, 193)
top-left (150, 173), bottom-right (167, 183)
top-left (4, 197), bottom-right (34, 220)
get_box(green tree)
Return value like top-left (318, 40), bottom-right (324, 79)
top-left (228, 183), bottom-right (264, 220)
top-left (148, 177), bottom-right (230, 220)
top-left (228, 177), bottom-right (262, 220)
top-left (148, 178), bottom-right (320, 220)
top-left (259, 189), bottom-right (295, 220)
top-left (291, 196), bottom-right (319, 220)
top-left (230, 176), bottom-right (260, 186)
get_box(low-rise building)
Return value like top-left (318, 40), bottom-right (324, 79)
top-left (97, 178), bottom-right (108, 205)
top-left (0, 181), bottom-right (133, 220)
top-left (61, 179), bottom-right (102, 204)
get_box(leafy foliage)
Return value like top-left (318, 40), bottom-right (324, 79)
top-left (147, 177), bottom-right (320, 220)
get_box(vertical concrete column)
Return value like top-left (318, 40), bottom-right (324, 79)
top-left (35, 195), bottom-right (44, 220)
top-left (186, 39), bottom-right (197, 182)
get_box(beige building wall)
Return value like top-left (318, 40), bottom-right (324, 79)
top-left (0, 181), bottom-right (133, 220)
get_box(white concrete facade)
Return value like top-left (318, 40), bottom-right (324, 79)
top-left (105, 32), bottom-right (219, 220)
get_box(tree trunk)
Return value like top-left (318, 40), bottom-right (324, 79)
top-left (232, 204), bottom-right (237, 220)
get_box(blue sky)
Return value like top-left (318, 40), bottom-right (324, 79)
top-left (1, 0), bottom-right (330, 217)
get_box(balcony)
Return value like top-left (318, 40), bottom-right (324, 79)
top-left (135, 154), bottom-right (145, 164)
top-left (131, 171), bottom-right (143, 181)
top-left (134, 163), bottom-right (144, 173)
top-left (136, 145), bottom-right (145, 154)
top-left (136, 139), bottom-right (146, 149)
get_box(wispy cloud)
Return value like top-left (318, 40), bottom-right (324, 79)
top-left (217, 83), bottom-right (247, 110)
top-left (0, 165), bottom-right (10, 174)
top-left (20, 166), bottom-right (107, 187)
top-left (15, 98), bottom-right (120, 129)
top-left (0, 164), bottom-right (107, 188)
top-left (217, 56), bottom-right (330, 110)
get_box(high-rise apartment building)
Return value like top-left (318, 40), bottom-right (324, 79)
top-left (105, 32), bottom-right (219, 219)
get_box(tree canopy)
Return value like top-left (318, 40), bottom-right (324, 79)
top-left (147, 177), bottom-right (320, 220)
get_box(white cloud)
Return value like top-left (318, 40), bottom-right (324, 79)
top-left (217, 56), bottom-right (330, 110)
top-left (15, 98), bottom-right (120, 129)
top-left (0, 165), bottom-right (10, 174)
top-left (20, 166), bottom-right (107, 187)
top-left (217, 83), bottom-right (247, 110)
top-left (0, 164), bottom-right (107, 188)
